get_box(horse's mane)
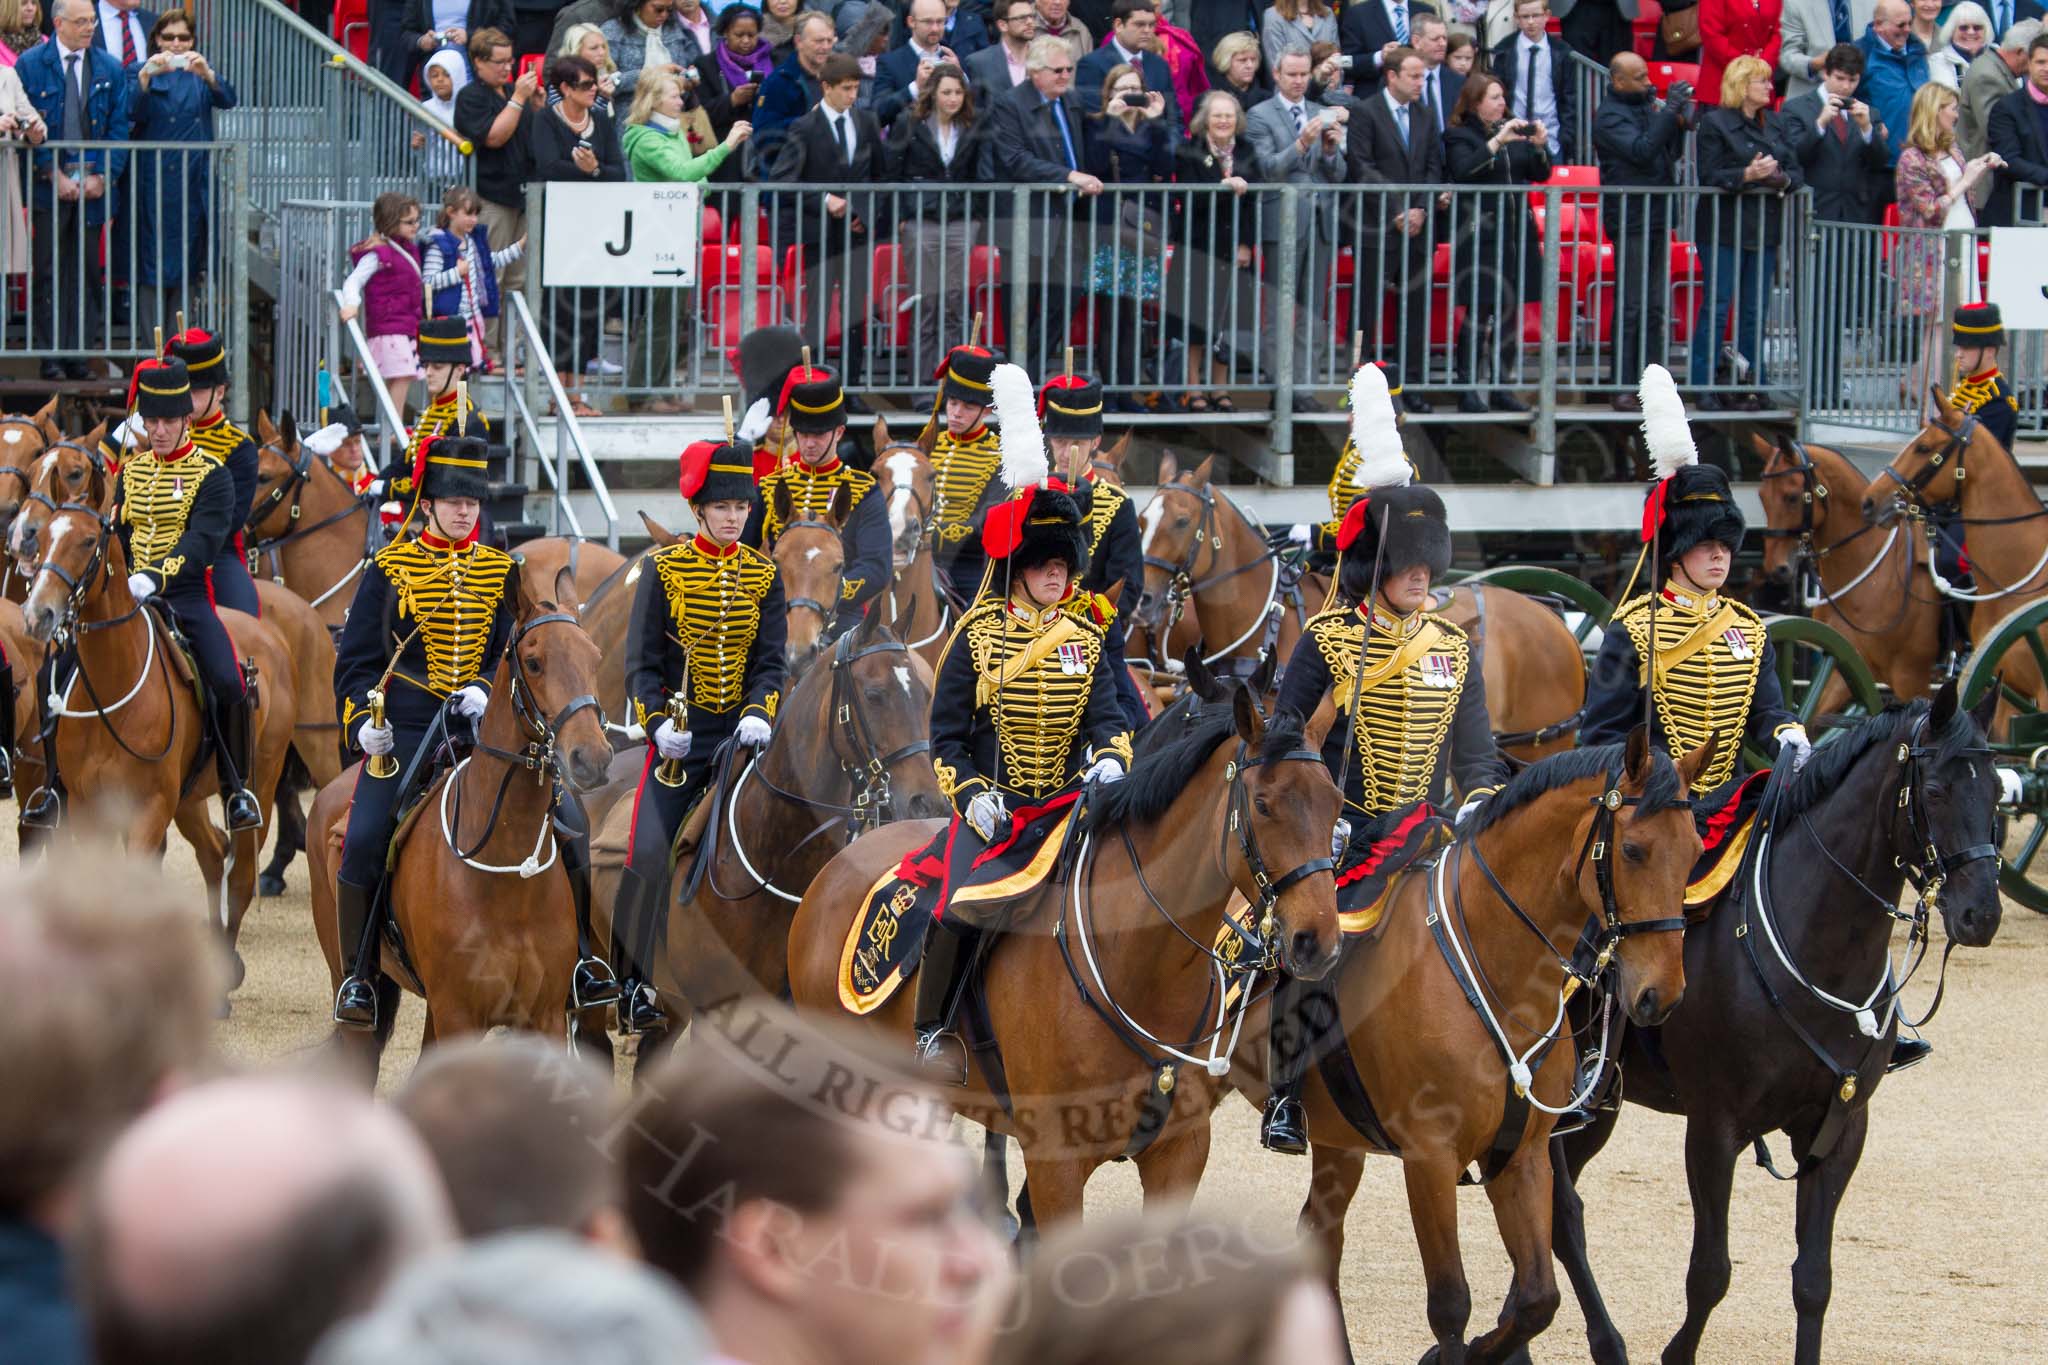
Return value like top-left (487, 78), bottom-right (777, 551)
top-left (1461, 742), bottom-right (1687, 839)
top-left (1781, 698), bottom-right (1968, 816)
top-left (1083, 700), bottom-right (1294, 832)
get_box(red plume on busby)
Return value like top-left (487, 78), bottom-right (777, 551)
top-left (1335, 495), bottom-right (1372, 553)
top-left (678, 440), bottom-right (716, 500)
top-left (678, 440), bottom-right (756, 504)
top-left (1636, 363), bottom-right (1743, 559)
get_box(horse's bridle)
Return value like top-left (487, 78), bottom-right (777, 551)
top-left (0, 414), bottom-right (48, 494)
top-left (244, 440), bottom-right (375, 576)
top-left (468, 609), bottom-right (604, 781)
top-left (1222, 741), bottom-right (1337, 968)
top-left (776, 515), bottom-right (847, 632)
top-left (1756, 437), bottom-right (1915, 635)
top-left (1139, 481), bottom-right (1283, 663)
top-left (1869, 410), bottom-right (1980, 510)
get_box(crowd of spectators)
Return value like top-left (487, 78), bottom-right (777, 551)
top-left (0, 849), bottom-right (1350, 1365)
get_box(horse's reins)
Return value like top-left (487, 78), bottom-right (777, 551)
top-left (245, 440), bottom-right (375, 608)
top-left (1139, 480), bottom-right (1283, 666)
top-left (1757, 441), bottom-right (1917, 636)
top-left (1874, 410), bottom-right (2048, 601)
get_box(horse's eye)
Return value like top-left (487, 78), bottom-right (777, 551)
top-left (1174, 516), bottom-right (1190, 529)
top-left (1254, 797), bottom-right (1271, 816)
top-left (1621, 842), bottom-right (1646, 863)
top-left (1924, 783), bottom-right (1946, 801)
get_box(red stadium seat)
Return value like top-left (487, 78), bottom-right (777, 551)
top-left (698, 244), bottom-right (781, 350)
top-left (1668, 235), bottom-right (1703, 342)
top-left (871, 243), bottom-right (910, 350)
top-left (1633, 0), bottom-right (1663, 57)
top-left (968, 244), bottom-right (1004, 347)
top-left (701, 204), bottom-right (722, 242)
top-left (1646, 62), bottom-right (1700, 97)
top-left (332, 0), bottom-right (371, 61)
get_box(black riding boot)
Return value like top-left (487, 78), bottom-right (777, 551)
top-left (913, 921), bottom-right (975, 1086)
top-left (611, 868), bottom-right (668, 1035)
top-left (1260, 972), bottom-right (1309, 1155)
top-left (214, 690), bottom-right (263, 832)
top-left (20, 654), bottom-right (59, 829)
top-left (333, 879), bottom-right (382, 1030)
top-left (565, 851), bottom-right (621, 1010)
top-left (1887, 1034), bottom-right (1933, 1072)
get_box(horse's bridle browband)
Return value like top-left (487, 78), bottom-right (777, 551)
top-left (1218, 742), bottom-right (1336, 967)
top-left (468, 609), bottom-right (603, 777)
top-left (777, 515), bottom-right (847, 627)
top-left (0, 414), bottom-right (49, 487)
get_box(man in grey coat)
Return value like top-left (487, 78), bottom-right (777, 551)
top-left (1962, 20), bottom-right (2037, 160)
top-left (1244, 44), bottom-right (1348, 410)
top-left (1782, 0), bottom-right (1878, 97)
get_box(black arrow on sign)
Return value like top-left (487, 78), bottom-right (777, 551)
top-left (650, 267), bottom-right (691, 277)
top-left (605, 212), bottom-right (633, 257)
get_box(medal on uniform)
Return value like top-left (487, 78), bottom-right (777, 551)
top-left (1058, 641), bottom-right (1087, 674)
top-left (1723, 627), bottom-right (1752, 660)
top-left (1422, 654), bottom-right (1455, 688)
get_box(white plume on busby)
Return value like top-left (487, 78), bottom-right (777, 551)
top-left (1639, 364), bottom-right (1697, 478)
top-left (1347, 364), bottom-right (1408, 490)
top-left (992, 362), bottom-right (1046, 492)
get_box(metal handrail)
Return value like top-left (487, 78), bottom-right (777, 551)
top-left (329, 288), bottom-right (409, 470)
top-left (504, 291), bottom-right (619, 550)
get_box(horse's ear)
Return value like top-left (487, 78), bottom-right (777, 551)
top-left (91, 458), bottom-right (113, 516)
top-left (1931, 384), bottom-right (1959, 422)
top-left (1751, 431), bottom-right (1779, 464)
top-left (829, 480), bottom-right (853, 528)
top-left (1231, 681), bottom-right (1266, 749)
top-left (639, 509), bottom-right (680, 546)
top-left (1102, 579), bottom-right (1124, 607)
top-left (279, 411), bottom-right (300, 448)
top-left (1623, 722), bottom-right (1652, 786)
top-left (32, 392), bottom-right (59, 441)
top-left (1183, 645), bottom-right (1221, 703)
top-left (915, 419), bottom-right (938, 455)
top-left (1250, 647), bottom-right (1278, 697)
top-left (1674, 732), bottom-right (1719, 794)
top-left (1188, 455), bottom-right (1214, 490)
top-left (1157, 450), bottom-right (1178, 485)
top-left (1966, 676), bottom-right (1999, 736)
top-left (82, 418), bottom-right (107, 452)
top-left (1104, 428), bottom-right (1131, 477)
top-left (1303, 697), bottom-right (1337, 753)
top-left (872, 414), bottom-right (890, 450)
top-left (256, 409), bottom-right (279, 445)
top-left (770, 479), bottom-right (795, 530)
top-left (553, 564), bottom-right (580, 615)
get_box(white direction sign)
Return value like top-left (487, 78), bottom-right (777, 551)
top-left (1988, 227), bottom-right (2048, 331)
top-left (542, 182), bottom-right (700, 289)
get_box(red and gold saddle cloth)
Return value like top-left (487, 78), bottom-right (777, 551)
top-left (837, 792), bottom-right (1078, 1014)
top-left (1685, 769), bottom-right (1769, 909)
top-left (1335, 800), bottom-right (1454, 937)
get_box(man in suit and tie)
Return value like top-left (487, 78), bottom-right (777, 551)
top-left (1985, 0), bottom-right (2048, 39)
top-left (1785, 44), bottom-right (1891, 222)
top-left (97, 0), bottom-right (154, 69)
top-left (1963, 19), bottom-right (2036, 161)
top-left (1412, 13), bottom-right (1462, 135)
top-left (1491, 0), bottom-right (1576, 160)
top-left (773, 53), bottom-right (889, 404)
top-left (965, 0), bottom-right (1036, 104)
top-left (1346, 46), bottom-right (1445, 406)
top-left (1076, 0), bottom-right (1174, 136)
top-left (1987, 31), bottom-right (2048, 223)
top-left (1782, 0), bottom-right (1878, 97)
top-left (1339, 0), bottom-right (1438, 97)
top-left (1245, 44), bottom-right (1349, 410)
top-left (981, 34), bottom-right (1103, 374)
top-left (19, 0), bottom-right (132, 381)
top-left (871, 0), bottom-right (962, 128)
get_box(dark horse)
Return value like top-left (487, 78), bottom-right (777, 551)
top-left (1550, 684), bottom-right (2004, 1365)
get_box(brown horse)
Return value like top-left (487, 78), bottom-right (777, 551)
top-left (788, 686), bottom-right (1344, 1229)
top-left (1864, 387), bottom-right (2048, 714)
top-left (0, 400), bottom-right (70, 604)
top-left (246, 578), bottom-right (347, 894)
top-left (587, 610), bottom-right (946, 1070)
top-left (307, 568), bottom-right (614, 1081)
top-left (1225, 728), bottom-right (1708, 1363)
top-left (1136, 455), bottom-right (1587, 759)
top-left (767, 480), bottom-right (858, 674)
top-left (1, 598), bottom-right (47, 841)
top-left (870, 426), bottom-right (956, 667)
top-left (1755, 434), bottom-right (1942, 705)
top-left (13, 443), bottom-right (297, 976)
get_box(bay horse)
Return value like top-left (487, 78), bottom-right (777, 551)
top-left (12, 442), bottom-right (298, 976)
top-left (587, 609), bottom-right (946, 1075)
top-left (0, 397), bottom-right (62, 593)
top-left (306, 567), bottom-right (615, 1082)
top-left (787, 685), bottom-right (1345, 1228)
top-left (1, 598), bottom-right (47, 845)
top-left (244, 578), bottom-right (347, 896)
top-left (1550, 687), bottom-right (2003, 1365)
top-left (766, 480), bottom-right (858, 675)
top-left (1864, 386), bottom-right (2048, 716)
top-left (1218, 727), bottom-right (1707, 1364)
top-left (1755, 433), bottom-right (1944, 706)
top-left (1136, 454), bottom-right (1586, 759)
top-left (870, 422), bottom-right (954, 667)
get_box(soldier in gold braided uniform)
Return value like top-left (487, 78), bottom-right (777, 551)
top-left (741, 365), bottom-right (890, 635)
top-left (614, 441), bottom-right (786, 1033)
top-left (913, 479), bottom-right (1132, 1079)
top-left (1949, 302), bottom-right (2015, 454)
top-left (378, 318), bottom-right (492, 519)
top-left (1262, 482), bottom-right (1508, 1152)
top-left (25, 360), bottom-right (265, 833)
top-left (164, 328), bottom-right (262, 616)
top-left (926, 345), bottom-right (1005, 602)
top-left (329, 436), bottom-right (524, 1030)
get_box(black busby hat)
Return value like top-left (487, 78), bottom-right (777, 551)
top-left (937, 345), bottom-right (999, 408)
top-left (165, 328), bottom-right (227, 388)
top-left (1637, 364), bottom-right (1744, 562)
top-left (1040, 372), bottom-right (1103, 439)
top-left (417, 316), bottom-right (473, 367)
top-left (1335, 483), bottom-right (1450, 600)
top-left (737, 325), bottom-right (806, 420)
top-left (679, 439), bottom-right (757, 505)
top-left (135, 359), bottom-right (193, 420)
top-left (777, 364), bottom-right (846, 434)
top-left (1953, 301), bottom-right (2004, 351)
top-left (417, 434), bottom-right (491, 502)
top-left (984, 485), bottom-right (1089, 577)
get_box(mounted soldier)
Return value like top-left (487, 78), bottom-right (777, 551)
top-left (1260, 461), bottom-right (1508, 1154)
top-left (328, 435), bottom-right (577, 1030)
top-left (1039, 365), bottom-right (1149, 731)
top-left (304, 401), bottom-right (376, 496)
top-left (165, 327), bottom-right (262, 616)
top-left (925, 343), bottom-right (1005, 602)
top-left (613, 438), bottom-right (787, 1035)
top-left (913, 377), bottom-right (1134, 1080)
top-left (1287, 363), bottom-right (1412, 565)
top-left (381, 317), bottom-right (490, 513)
top-left (741, 364), bottom-right (890, 639)
top-left (1949, 301), bottom-right (2015, 455)
top-left (21, 358), bottom-right (265, 834)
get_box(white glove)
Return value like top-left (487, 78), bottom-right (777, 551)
top-left (1330, 817), bottom-right (1352, 859)
top-left (452, 684), bottom-right (489, 719)
top-left (127, 572), bottom-right (156, 601)
top-left (1286, 522), bottom-right (1313, 546)
top-left (738, 396), bottom-right (772, 443)
top-left (736, 714), bottom-right (772, 747)
top-left (1455, 794), bottom-right (1486, 826)
top-left (653, 719), bottom-right (692, 761)
top-left (1084, 755), bottom-right (1125, 785)
top-left (357, 718), bottom-right (395, 756)
top-left (966, 789), bottom-right (1008, 842)
top-left (1777, 725), bottom-right (1813, 772)
top-left (364, 478), bottom-right (386, 496)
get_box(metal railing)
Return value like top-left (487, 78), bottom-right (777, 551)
top-left (194, 0), bottom-right (471, 228)
top-left (1805, 217), bottom-right (1980, 435)
top-left (505, 290), bottom-right (618, 548)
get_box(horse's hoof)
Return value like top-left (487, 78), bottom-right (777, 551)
top-left (258, 873), bottom-right (287, 897)
top-left (1418, 1348), bottom-right (1440, 1365)
top-left (228, 949), bottom-right (246, 991)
